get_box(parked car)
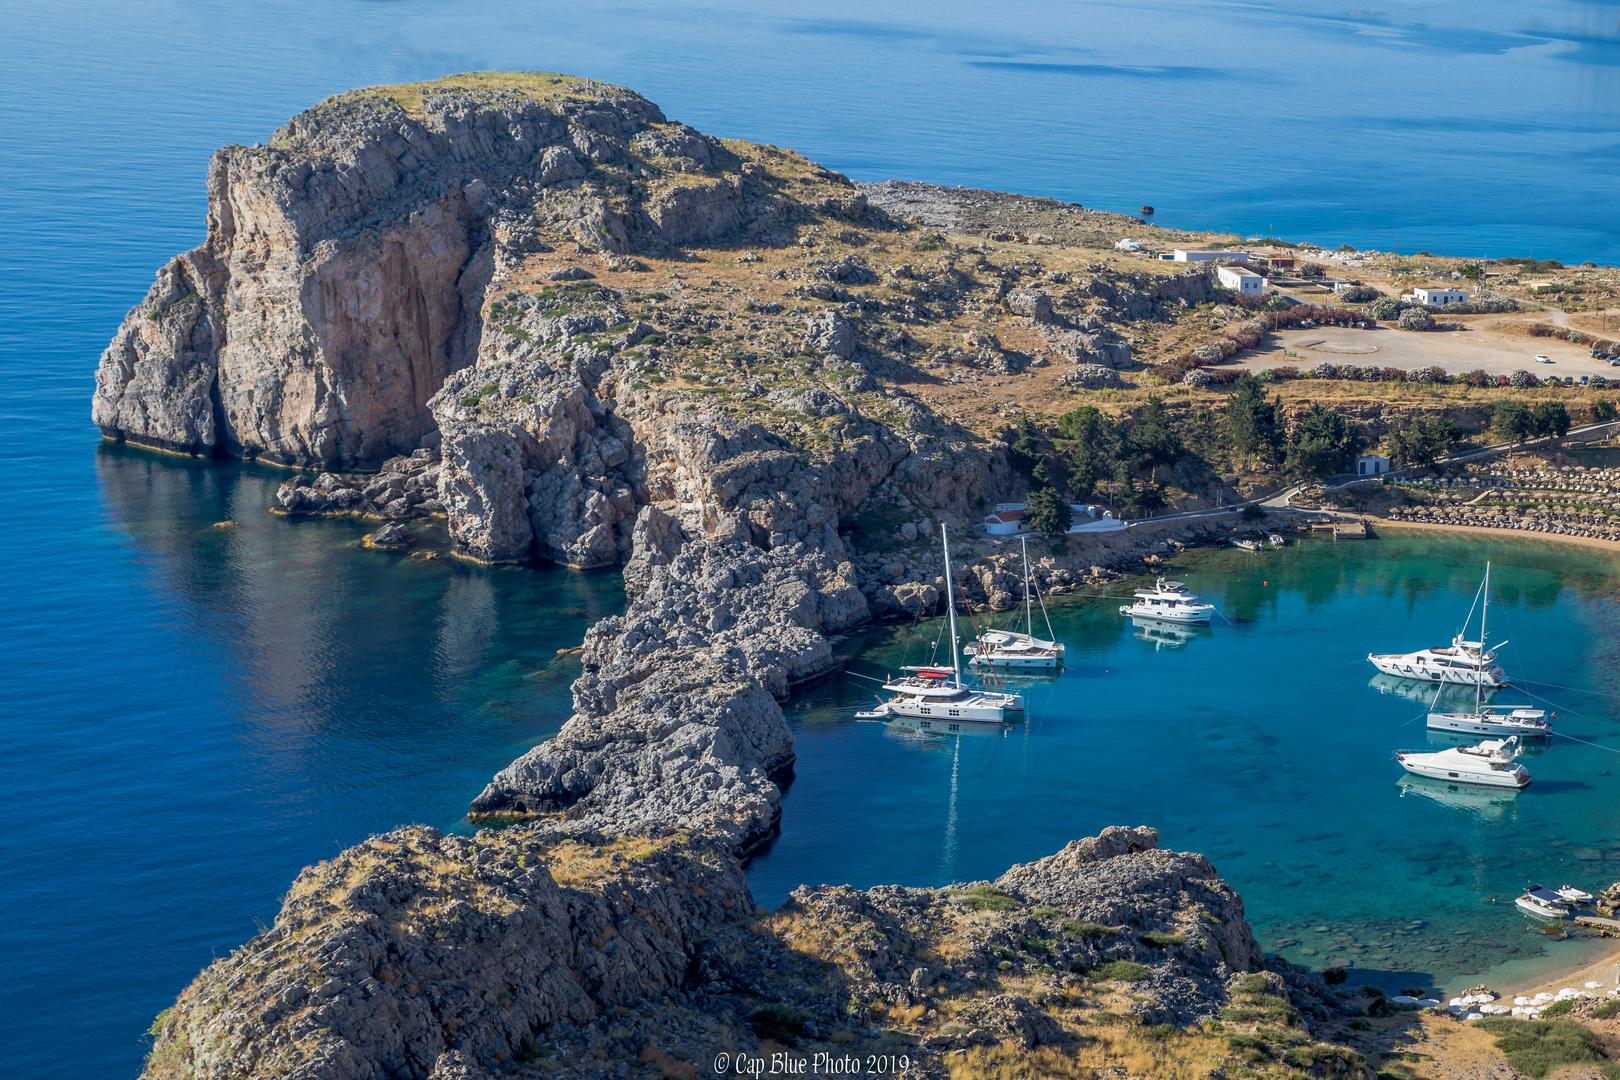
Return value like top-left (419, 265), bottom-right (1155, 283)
top-left (1581, 375), bottom-right (1590, 385)
top-left (1534, 354), bottom-right (1554, 364)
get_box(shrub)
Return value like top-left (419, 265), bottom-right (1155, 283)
top-left (1063, 920), bottom-right (1116, 940)
top-left (1537, 999), bottom-right (1575, 1018)
top-left (1337, 284), bottom-right (1381, 303)
top-left (1473, 1018), bottom-right (1620, 1080)
top-left (1592, 999), bottom-right (1620, 1020)
top-left (1464, 369), bottom-right (1493, 388)
top-left (1241, 504), bottom-right (1265, 520)
top-left (1370, 298), bottom-right (1402, 320)
top-left (1509, 369), bottom-right (1536, 389)
top-left (950, 884), bottom-right (1020, 911)
top-left (1140, 932), bottom-right (1186, 948)
top-left (1398, 308), bottom-right (1436, 331)
top-left (1090, 960), bottom-right (1151, 982)
top-left (749, 1004), bottom-right (807, 1044)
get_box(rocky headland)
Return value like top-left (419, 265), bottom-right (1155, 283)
top-left (112, 74), bottom-right (1418, 1079)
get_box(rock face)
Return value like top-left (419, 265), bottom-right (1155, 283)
top-left (91, 75), bottom-right (804, 470)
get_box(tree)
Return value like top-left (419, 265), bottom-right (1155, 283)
top-left (1490, 400), bottom-right (1532, 442)
top-left (1458, 263), bottom-right (1484, 281)
top-left (1055, 405), bottom-right (1123, 501)
top-left (1009, 415), bottom-right (1045, 477)
top-left (1398, 308), bottom-right (1435, 331)
top-left (1384, 416), bottom-right (1459, 468)
top-left (1595, 399), bottom-right (1617, 422)
top-left (1530, 400), bottom-right (1570, 438)
top-left (1284, 404), bottom-right (1362, 479)
top-left (1024, 487), bottom-right (1073, 541)
top-left (1125, 396), bottom-right (1183, 469)
top-left (1224, 374), bottom-right (1282, 458)
top-left (1370, 298), bottom-right (1402, 321)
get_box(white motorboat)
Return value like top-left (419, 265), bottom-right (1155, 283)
top-left (1267, 533), bottom-right (1286, 548)
top-left (1233, 538), bottom-right (1263, 552)
top-left (1394, 737), bottom-right (1530, 789)
top-left (1556, 885), bottom-right (1595, 905)
top-left (1516, 887), bottom-right (1571, 919)
top-left (1119, 577), bottom-right (1217, 624)
top-left (1422, 565), bottom-right (1546, 735)
top-left (964, 536), bottom-right (1065, 670)
top-left (1369, 565), bottom-right (1511, 687)
top-left (855, 523), bottom-right (1024, 727)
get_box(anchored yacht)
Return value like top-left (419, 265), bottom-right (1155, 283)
top-left (1370, 565), bottom-right (1510, 688)
top-left (1419, 565), bottom-right (1547, 739)
top-left (1119, 578), bottom-right (1216, 623)
top-left (855, 523), bottom-right (1024, 727)
top-left (964, 536), bottom-right (1066, 670)
top-left (1394, 737), bottom-right (1530, 789)
top-left (1515, 887), bottom-right (1571, 920)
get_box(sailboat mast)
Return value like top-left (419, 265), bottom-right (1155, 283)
top-left (1477, 562), bottom-right (1490, 713)
top-left (1021, 535), bottom-right (1033, 638)
top-left (943, 522), bottom-right (962, 686)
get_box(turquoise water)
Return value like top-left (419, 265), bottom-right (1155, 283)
top-left (751, 533), bottom-right (1620, 996)
top-left (4, 2), bottom-right (1620, 1076)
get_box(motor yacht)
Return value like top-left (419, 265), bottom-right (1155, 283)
top-left (1556, 885), bottom-right (1594, 905)
top-left (964, 536), bottom-right (1066, 670)
top-left (1369, 565), bottom-right (1511, 688)
top-left (1515, 887), bottom-right (1571, 919)
top-left (1394, 737), bottom-right (1530, 789)
top-left (1119, 578), bottom-right (1216, 623)
top-left (855, 523), bottom-right (1024, 727)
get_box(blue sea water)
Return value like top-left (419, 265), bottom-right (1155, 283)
top-left (751, 534), bottom-right (1620, 995)
top-left (3, 2), bottom-right (1620, 1076)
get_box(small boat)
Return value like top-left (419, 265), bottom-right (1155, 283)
top-left (856, 523), bottom-right (1024, 727)
top-left (1267, 533), bottom-right (1286, 548)
top-left (1516, 887), bottom-right (1571, 920)
top-left (1233, 538), bottom-right (1264, 552)
top-left (1369, 565), bottom-right (1510, 687)
top-left (1119, 577), bottom-right (1217, 623)
top-left (1394, 737), bottom-right (1530, 789)
top-left (964, 536), bottom-right (1066, 670)
top-left (1556, 885), bottom-right (1595, 905)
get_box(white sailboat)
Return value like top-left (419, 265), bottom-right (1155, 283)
top-left (1425, 564), bottom-right (1551, 737)
top-left (855, 522), bottom-right (1025, 729)
top-left (1368, 568), bottom-right (1510, 687)
top-left (1394, 737), bottom-right (1530, 789)
top-left (963, 536), bottom-right (1066, 670)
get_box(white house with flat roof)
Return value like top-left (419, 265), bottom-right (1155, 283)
top-left (1355, 455), bottom-right (1390, 476)
top-left (1216, 265), bottom-right (1264, 297)
top-left (1410, 286), bottom-right (1469, 306)
top-left (1173, 249), bottom-right (1248, 263)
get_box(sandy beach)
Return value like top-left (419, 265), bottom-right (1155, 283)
top-left (1374, 516), bottom-right (1620, 559)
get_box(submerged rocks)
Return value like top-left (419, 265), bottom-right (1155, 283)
top-left (274, 449), bottom-right (444, 520)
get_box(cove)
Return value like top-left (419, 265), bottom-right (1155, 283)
top-left (752, 531), bottom-right (1620, 996)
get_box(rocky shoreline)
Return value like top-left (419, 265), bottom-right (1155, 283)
top-left (105, 74), bottom-right (1391, 1079)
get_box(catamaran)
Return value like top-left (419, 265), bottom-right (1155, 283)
top-left (1423, 564), bottom-right (1550, 737)
top-left (1119, 577), bottom-right (1216, 623)
top-left (1394, 736), bottom-right (1530, 789)
top-left (855, 523), bottom-right (1024, 728)
top-left (963, 536), bottom-right (1066, 669)
top-left (1368, 567), bottom-right (1510, 687)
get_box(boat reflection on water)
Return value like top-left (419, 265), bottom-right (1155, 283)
top-left (1395, 774), bottom-right (1522, 821)
top-left (1131, 616), bottom-right (1210, 651)
top-left (1368, 672), bottom-right (1492, 709)
top-left (885, 714), bottom-right (1013, 739)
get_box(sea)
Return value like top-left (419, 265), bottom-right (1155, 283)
top-left (2, 1), bottom-right (1619, 1076)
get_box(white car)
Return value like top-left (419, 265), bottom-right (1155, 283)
top-left (1534, 354), bottom-right (1554, 364)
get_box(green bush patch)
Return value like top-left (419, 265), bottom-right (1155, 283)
top-left (749, 1004), bottom-right (807, 1045)
top-left (1474, 1018), bottom-right (1620, 1080)
top-left (1140, 932), bottom-right (1186, 948)
top-left (949, 884), bottom-right (1019, 912)
top-left (1063, 920), bottom-right (1116, 940)
top-left (1090, 960), bottom-right (1150, 983)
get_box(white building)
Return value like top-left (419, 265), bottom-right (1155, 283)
top-left (1355, 455), bottom-right (1391, 476)
top-left (1411, 286), bottom-right (1469, 306)
top-left (1174, 249), bottom-right (1248, 263)
top-left (1216, 265), bottom-right (1264, 297)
